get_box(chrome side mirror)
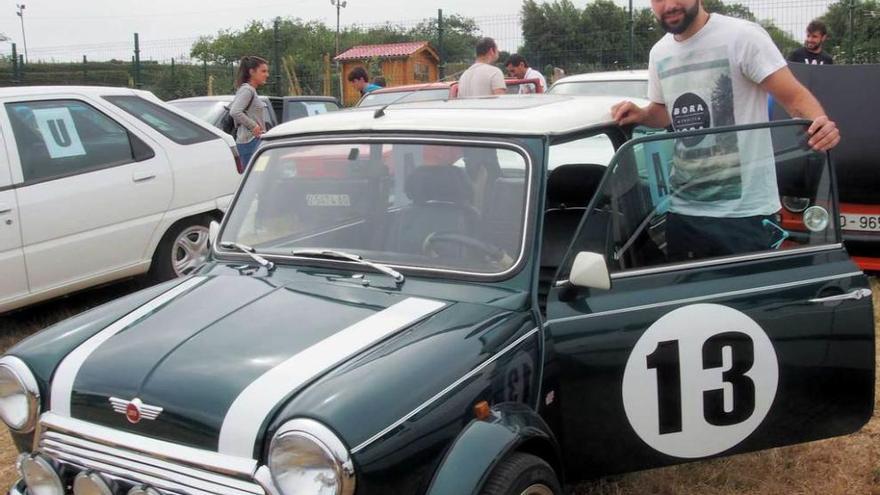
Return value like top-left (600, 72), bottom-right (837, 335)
top-left (568, 251), bottom-right (611, 290)
top-left (208, 221), bottom-right (220, 251)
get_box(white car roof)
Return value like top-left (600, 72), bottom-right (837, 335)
top-left (553, 70), bottom-right (649, 84)
top-left (266, 94), bottom-right (648, 138)
top-left (0, 85), bottom-right (151, 98)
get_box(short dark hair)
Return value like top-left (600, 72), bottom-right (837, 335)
top-left (235, 56), bottom-right (268, 88)
top-left (505, 54), bottom-right (528, 68)
top-left (475, 37), bottom-right (497, 57)
top-left (347, 67), bottom-right (369, 82)
top-left (807, 20), bottom-right (828, 36)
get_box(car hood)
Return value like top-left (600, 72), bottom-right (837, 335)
top-left (48, 275), bottom-right (448, 455)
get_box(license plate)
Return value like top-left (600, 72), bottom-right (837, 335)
top-left (840, 213), bottom-right (880, 232)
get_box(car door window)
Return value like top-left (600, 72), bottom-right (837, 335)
top-left (570, 122), bottom-right (837, 273)
top-left (7, 99), bottom-right (137, 183)
top-left (104, 95), bottom-right (218, 145)
top-left (283, 101), bottom-right (339, 122)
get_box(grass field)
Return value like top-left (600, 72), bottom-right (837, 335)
top-left (0, 278), bottom-right (877, 494)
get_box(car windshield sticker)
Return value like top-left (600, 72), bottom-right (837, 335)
top-left (32, 107), bottom-right (87, 159)
top-left (622, 303), bottom-right (778, 458)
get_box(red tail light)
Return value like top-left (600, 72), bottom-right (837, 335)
top-left (231, 146), bottom-right (244, 174)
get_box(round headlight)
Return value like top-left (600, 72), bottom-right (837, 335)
top-left (781, 196), bottom-right (811, 213)
top-left (268, 419), bottom-right (355, 495)
top-left (0, 357), bottom-right (40, 433)
top-left (803, 205), bottom-right (830, 232)
top-left (20, 455), bottom-right (63, 495)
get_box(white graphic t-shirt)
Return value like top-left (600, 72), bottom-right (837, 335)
top-left (648, 14), bottom-right (787, 217)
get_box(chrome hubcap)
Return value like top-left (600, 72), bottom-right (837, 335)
top-left (520, 484), bottom-right (554, 495)
top-left (172, 225), bottom-right (209, 277)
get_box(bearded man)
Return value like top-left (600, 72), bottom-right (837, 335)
top-left (789, 20), bottom-right (834, 65)
top-left (610, 0), bottom-right (840, 261)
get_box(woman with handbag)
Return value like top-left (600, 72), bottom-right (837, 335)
top-left (230, 55), bottom-right (270, 170)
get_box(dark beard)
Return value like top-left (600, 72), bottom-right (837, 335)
top-left (660, 1), bottom-right (701, 34)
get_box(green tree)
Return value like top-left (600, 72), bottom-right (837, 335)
top-left (520, 0), bottom-right (587, 69)
top-left (409, 14), bottom-right (481, 65)
top-left (823, 0), bottom-right (880, 63)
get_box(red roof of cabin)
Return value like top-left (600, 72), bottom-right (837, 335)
top-left (334, 41), bottom-right (432, 61)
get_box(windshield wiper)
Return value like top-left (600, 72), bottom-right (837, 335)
top-left (289, 249), bottom-right (404, 285)
top-left (220, 242), bottom-right (275, 272)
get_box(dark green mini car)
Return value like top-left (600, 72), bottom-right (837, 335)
top-left (0, 95), bottom-right (874, 495)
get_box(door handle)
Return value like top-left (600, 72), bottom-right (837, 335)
top-left (0, 203), bottom-right (11, 214)
top-left (809, 288), bottom-right (873, 304)
top-left (132, 172), bottom-right (157, 183)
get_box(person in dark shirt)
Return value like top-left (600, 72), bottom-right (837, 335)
top-left (789, 20), bottom-right (834, 65)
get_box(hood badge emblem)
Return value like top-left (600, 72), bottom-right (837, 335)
top-left (109, 397), bottom-right (163, 424)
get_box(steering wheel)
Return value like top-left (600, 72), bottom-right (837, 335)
top-left (422, 232), bottom-right (513, 265)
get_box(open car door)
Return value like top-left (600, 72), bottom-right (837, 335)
top-left (541, 120), bottom-right (875, 480)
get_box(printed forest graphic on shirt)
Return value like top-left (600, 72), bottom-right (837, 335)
top-left (658, 45), bottom-right (742, 202)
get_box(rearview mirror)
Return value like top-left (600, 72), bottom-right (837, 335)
top-left (569, 251), bottom-right (610, 290)
top-left (208, 221), bottom-right (220, 251)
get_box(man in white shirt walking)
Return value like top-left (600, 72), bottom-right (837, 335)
top-left (611, 0), bottom-right (839, 261)
top-left (505, 54), bottom-right (547, 94)
top-left (458, 38), bottom-right (507, 97)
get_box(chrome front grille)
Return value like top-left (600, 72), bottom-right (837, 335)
top-left (35, 413), bottom-right (266, 495)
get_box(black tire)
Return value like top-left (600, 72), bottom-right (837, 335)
top-left (148, 214), bottom-right (214, 283)
top-left (480, 453), bottom-right (563, 495)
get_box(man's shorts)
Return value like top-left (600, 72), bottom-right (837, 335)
top-left (666, 212), bottom-right (775, 263)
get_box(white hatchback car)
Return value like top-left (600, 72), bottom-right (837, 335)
top-left (0, 86), bottom-right (242, 313)
top-left (548, 70), bottom-right (649, 99)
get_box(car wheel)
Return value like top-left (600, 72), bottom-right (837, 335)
top-left (149, 214), bottom-right (213, 282)
top-left (480, 453), bottom-right (562, 495)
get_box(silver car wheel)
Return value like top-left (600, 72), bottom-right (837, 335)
top-left (172, 225), bottom-right (209, 277)
top-left (520, 485), bottom-right (554, 495)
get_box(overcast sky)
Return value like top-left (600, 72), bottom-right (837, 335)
top-left (0, 0), bottom-right (826, 61)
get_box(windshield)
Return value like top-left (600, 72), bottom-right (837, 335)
top-left (168, 100), bottom-right (227, 124)
top-left (549, 80), bottom-right (648, 98)
top-left (220, 141), bottom-right (531, 274)
top-left (358, 89), bottom-right (450, 107)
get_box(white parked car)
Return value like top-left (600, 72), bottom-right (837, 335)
top-left (548, 70), bottom-right (649, 98)
top-left (0, 86), bottom-right (242, 313)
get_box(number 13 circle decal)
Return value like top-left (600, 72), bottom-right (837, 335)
top-left (622, 304), bottom-right (779, 458)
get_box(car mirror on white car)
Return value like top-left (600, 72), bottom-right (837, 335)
top-left (568, 251), bottom-right (611, 290)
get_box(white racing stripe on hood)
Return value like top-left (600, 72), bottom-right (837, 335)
top-left (50, 277), bottom-right (207, 417)
top-left (218, 297), bottom-right (447, 458)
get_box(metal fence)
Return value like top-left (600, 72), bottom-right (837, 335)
top-left (0, 0), bottom-right (871, 102)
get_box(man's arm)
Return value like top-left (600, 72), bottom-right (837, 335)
top-left (611, 100), bottom-right (671, 129)
top-left (760, 66), bottom-right (840, 150)
top-left (491, 69), bottom-right (507, 95)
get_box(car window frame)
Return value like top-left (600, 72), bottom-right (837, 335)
top-left (3, 97), bottom-right (153, 187)
top-left (103, 94), bottom-right (220, 146)
top-left (213, 133), bottom-right (541, 283)
top-left (558, 119), bottom-right (843, 282)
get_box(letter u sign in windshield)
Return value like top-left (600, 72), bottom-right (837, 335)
top-left (32, 107), bottom-right (87, 159)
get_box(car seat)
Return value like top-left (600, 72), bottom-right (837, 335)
top-left (390, 165), bottom-right (479, 257)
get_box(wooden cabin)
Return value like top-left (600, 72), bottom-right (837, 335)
top-left (335, 41), bottom-right (440, 106)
